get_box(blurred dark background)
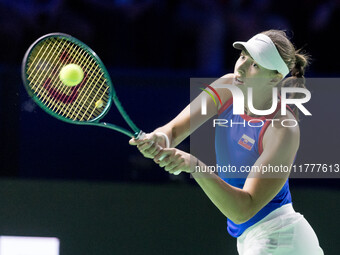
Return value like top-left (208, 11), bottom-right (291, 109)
top-left (0, 1), bottom-right (339, 254)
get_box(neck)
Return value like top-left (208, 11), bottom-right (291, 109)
top-left (244, 86), bottom-right (277, 117)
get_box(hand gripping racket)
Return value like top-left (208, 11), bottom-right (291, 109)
top-left (21, 33), bottom-right (180, 174)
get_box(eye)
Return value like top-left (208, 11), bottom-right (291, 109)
top-left (240, 53), bottom-right (246, 60)
top-left (252, 62), bottom-right (259, 68)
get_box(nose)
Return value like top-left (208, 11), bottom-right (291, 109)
top-left (237, 57), bottom-right (249, 76)
top-left (238, 68), bottom-right (245, 76)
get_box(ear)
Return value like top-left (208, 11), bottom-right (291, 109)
top-left (270, 72), bottom-right (283, 84)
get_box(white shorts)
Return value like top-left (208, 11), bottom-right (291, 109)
top-left (237, 203), bottom-right (324, 255)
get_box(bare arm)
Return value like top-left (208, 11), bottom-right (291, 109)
top-left (129, 74), bottom-right (234, 157)
top-left (142, 74), bottom-right (234, 147)
top-left (153, 112), bottom-right (299, 224)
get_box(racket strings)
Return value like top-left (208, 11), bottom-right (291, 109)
top-left (28, 41), bottom-right (63, 94)
top-left (52, 43), bottom-right (95, 117)
top-left (27, 42), bottom-right (52, 80)
top-left (66, 58), bottom-right (108, 120)
top-left (25, 37), bottom-right (110, 121)
top-left (66, 55), bottom-right (105, 119)
top-left (32, 39), bottom-right (77, 105)
top-left (54, 41), bottom-right (109, 120)
top-left (48, 46), bottom-right (86, 111)
top-left (34, 39), bottom-right (93, 115)
top-left (28, 38), bottom-right (80, 105)
top-left (82, 82), bottom-right (109, 121)
top-left (72, 72), bottom-right (104, 120)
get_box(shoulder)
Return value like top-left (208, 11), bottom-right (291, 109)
top-left (210, 73), bottom-right (235, 89)
top-left (210, 73), bottom-right (235, 109)
top-left (220, 73), bottom-right (235, 80)
top-left (263, 110), bottom-right (300, 151)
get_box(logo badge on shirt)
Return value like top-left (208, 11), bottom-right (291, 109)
top-left (238, 134), bottom-right (255, 150)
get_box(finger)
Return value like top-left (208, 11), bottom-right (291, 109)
top-left (164, 157), bottom-right (182, 171)
top-left (157, 151), bottom-right (175, 166)
top-left (141, 146), bottom-right (161, 159)
top-left (144, 144), bottom-right (161, 156)
top-left (139, 133), bottom-right (158, 143)
top-left (159, 156), bottom-right (171, 167)
top-left (168, 161), bottom-right (185, 174)
top-left (160, 154), bottom-right (180, 168)
top-left (134, 139), bottom-right (150, 145)
top-left (129, 138), bottom-right (137, 145)
top-left (154, 149), bottom-right (172, 163)
top-left (137, 141), bottom-right (155, 151)
top-left (160, 158), bottom-right (170, 168)
top-left (134, 134), bottom-right (156, 144)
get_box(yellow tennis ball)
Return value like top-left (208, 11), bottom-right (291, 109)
top-left (59, 64), bottom-right (84, 86)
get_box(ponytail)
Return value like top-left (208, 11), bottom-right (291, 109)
top-left (278, 50), bottom-right (310, 120)
top-left (291, 51), bottom-right (309, 78)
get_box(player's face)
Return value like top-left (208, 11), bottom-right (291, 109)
top-left (233, 50), bottom-right (280, 90)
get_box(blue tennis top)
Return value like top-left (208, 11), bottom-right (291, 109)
top-left (215, 98), bottom-right (292, 238)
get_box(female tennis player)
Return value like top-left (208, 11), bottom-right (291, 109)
top-left (130, 30), bottom-right (324, 255)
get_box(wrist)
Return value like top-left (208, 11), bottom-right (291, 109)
top-left (188, 157), bottom-right (199, 174)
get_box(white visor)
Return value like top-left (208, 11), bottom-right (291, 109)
top-left (233, 33), bottom-right (289, 77)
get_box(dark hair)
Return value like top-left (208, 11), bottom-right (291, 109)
top-left (261, 30), bottom-right (310, 120)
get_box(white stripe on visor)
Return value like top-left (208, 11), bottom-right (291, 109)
top-left (233, 34), bottom-right (289, 77)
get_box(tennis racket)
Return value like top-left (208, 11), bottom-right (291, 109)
top-left (21, 33), bottom-right (144, 139)
top-left (21, 33), bottom-right (180, 174)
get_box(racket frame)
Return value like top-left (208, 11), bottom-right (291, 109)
top-left (22, 33), bottom-right (142, 138)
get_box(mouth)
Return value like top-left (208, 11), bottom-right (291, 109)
top-left (234, 76), bottom-right (244, 85)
